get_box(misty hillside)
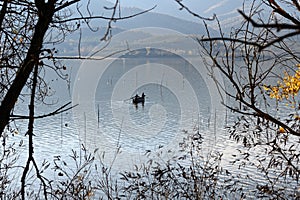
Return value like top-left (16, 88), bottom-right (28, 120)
top-left (56, 6), bottom-right (214, 56)
top-left (114, 7), bottom-right (209, 35)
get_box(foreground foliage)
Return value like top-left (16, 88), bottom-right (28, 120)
top-left (196, 0), bottom-right (300, 198)
top-left (1, 128), bottom-right (299, 199)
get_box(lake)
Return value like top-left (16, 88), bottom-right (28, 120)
top-left (5, 28), bottom-right (299, 198)
top-left (71, 38), bottom-right (229, 168)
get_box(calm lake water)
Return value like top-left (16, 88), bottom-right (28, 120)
top-left (71, 49), bottom-right (229, 168)
top-left (10, 54), bottom-right (226, 173)
top-left (7, 31), bottom-right (299, 197)
top-left (7, 50), bottom-right (298, 199)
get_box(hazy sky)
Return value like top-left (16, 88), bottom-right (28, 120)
top-left (110, 0), bottom-right (245, 21)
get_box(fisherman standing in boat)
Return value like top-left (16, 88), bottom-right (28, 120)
top-left (134, 94), bottom-right (139, 102)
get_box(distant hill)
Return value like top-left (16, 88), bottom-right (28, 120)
top-left (57, 5), bottom-right (216, 56)
top-left (114, 7), bottom-right (210, 35)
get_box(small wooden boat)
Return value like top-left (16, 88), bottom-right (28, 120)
top-left (132, 96), bottom-right (145, 104)
top-left (132, 93), bottom-right (145, 104)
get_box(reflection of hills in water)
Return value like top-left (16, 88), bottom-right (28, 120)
top-left (124, 47), bottom-right (195, 57)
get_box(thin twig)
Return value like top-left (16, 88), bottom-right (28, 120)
top-left (174, 0), bottom-right (215, 21)
top-left (11, 102), bottom-right (77, 120)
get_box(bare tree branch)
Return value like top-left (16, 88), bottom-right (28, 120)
top-left (0, 1), bottom-right (56, 135)
top-left (238, 9), bottom-right (300, 30)
top-left (53, 5), bottom-right (156, 24)
top-left (0, 0), bottom-right (8, 30)
top-left (11, 102), bottom-right (76, 120)
top-left (266, 0), bottom-right (300, 25)
top-left (174, 0), bottom-right (215, 21)
top-left (21, 64), bottom-right (48, 199)
top-left (54, 0), bottom-right (80, 12)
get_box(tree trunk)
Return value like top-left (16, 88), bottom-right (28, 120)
top-left (0, 2), bottom-right (55, 135)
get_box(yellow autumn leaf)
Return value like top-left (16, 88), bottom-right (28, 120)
top-left (278, 126), bottom-right (286, 133)
top-left (263, 85), bottom-right (270, 91)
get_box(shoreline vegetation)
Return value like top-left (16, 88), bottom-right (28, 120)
top-left (1, 122), bottom-right (299, 199)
